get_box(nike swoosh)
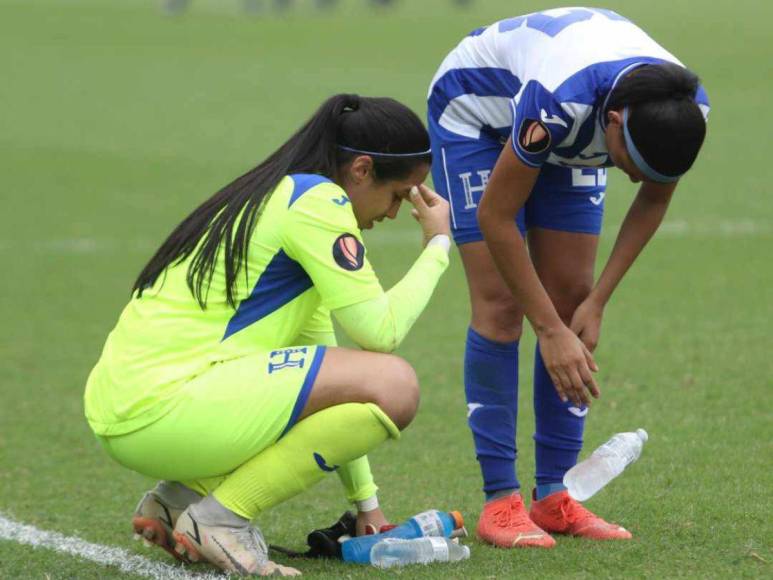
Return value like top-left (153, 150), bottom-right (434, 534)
top-left (568, 406), bottom-right (589, 417)
top-left (212, 536), bottom-right (250, 575)
top-left (540, 108), bottom-right (568, 128)
top-left (467, 403), bottom-right (483, 418)
top-left (313, 452), bottom-right (339, 472)
top-left (512, 532), bottom-right (548, 545)
top-left (186, 514), bottom-right (202, 545)
top-left (332, 195), bottom-right (350, 206)
top-left (578, 152), bottom-right (607, 160)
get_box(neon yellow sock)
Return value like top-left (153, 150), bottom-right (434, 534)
top-left (213, 403), bottom-right (399, 520)
top-left (180, 475), bottom-right (227, 497)
top-left (337, 455), bottom-right (378, 503)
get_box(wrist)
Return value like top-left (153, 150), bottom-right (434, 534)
top-left (426, 234), bottom-right (451, 254)
top-left (356, 495), bottom-right (379, 513)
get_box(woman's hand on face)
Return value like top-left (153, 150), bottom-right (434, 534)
top-left (539, 325), bottom-right (601, 407)
top-left (569, 297), bottom-right (604, 353)
top-left (355, 507), bottom-right (390, 536)
top-left (409, 184), bottom-right (451, 246)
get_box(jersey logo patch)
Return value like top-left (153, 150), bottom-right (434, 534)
top-left (333, 234), bottom-right (365, 271)
top-left (518, 119), bottom-right (551, 154)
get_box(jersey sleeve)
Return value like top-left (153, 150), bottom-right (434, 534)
top-left (510, 80), bottom-right (573, 167)
top-left (281, 183), bottom-right (384, 312)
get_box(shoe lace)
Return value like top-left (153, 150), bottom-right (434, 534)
top-left (558, 495), bottom-right (596, 526)
top-left (492, 497), bottom-right (532, 529)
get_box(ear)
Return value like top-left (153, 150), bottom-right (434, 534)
top-left (607, 109), bottom-right (624, 128)
top-left (349, 155), bottom-right (374, 182)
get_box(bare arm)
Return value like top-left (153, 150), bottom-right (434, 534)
top-left (570, 181), bottom-right (677, 351)
top-left (478, 140), bottom-right (599, 406)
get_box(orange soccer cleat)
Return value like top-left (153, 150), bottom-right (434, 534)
top-left (529, 489), bottom-right (632, 540)
top-left (476, 493), bottom-right (556, 548)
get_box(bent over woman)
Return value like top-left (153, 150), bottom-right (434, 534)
top-left (85, 94), bottom-right (451, 576)
top-left (427, 7), bottom-right (709, 548)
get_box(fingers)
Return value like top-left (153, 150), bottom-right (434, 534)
top-left (417, 183), bottom-right (443, 206)
top-left (409, 185), bottom-right (429, 210)
top-left (582, 343), bottom-right (599, 373)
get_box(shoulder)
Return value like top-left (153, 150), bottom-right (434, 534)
top-left (282, 173), bottom-right (357, 229)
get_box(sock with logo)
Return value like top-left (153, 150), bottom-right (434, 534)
top-left (213, 403), bottom-right (400, 520)
top-left (464, 327), bottom-right (520, 499)
top-left (533, 344), bottom-right (585, 488)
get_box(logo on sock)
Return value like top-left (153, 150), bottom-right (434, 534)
top-left (568, 406), bottom-right (589, 417)
top-left (466, 403), bottom-right (484, 418)
top-left (313, 452), bottom-right (339, 472)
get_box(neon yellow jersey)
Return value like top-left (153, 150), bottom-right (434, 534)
top-left (85, 174), bottom-right (383, 436)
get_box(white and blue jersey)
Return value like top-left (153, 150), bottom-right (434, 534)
top-left (427, 7), bottom-right (710, 243)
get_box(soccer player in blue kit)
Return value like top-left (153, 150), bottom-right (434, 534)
top-left (427, 7), bottom-right (709, 548)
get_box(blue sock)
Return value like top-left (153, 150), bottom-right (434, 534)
top-left (464, 327), bottom-right (519, 499)
top-left (533, 343), bottom-right (585, 490)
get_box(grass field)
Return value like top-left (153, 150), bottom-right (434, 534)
top-left (1, 0), bottom-right (771, 577)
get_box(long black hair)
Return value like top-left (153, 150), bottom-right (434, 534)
top-left (133, 94), bottom-right (431, 307)
top-left (607, 62), bottom-right (707, 178)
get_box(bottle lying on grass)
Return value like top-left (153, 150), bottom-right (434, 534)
top-left (371, 537), bottom-right (470, 569)
top-left (564, 429), bottom-right (649, 501)
top-left (341, 510), bottom-right (464, 564)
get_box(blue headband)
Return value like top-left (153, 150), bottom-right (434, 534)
top-left (622, 107), bottom-right (681, 183)
top-left (337, 145), bottom-right (432, 158)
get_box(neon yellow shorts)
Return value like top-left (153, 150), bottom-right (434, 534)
top-left (97, 345), bottom-right (326, 482)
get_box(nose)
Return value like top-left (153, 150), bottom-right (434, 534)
top-left (386, 200), bottom-right (402, 219)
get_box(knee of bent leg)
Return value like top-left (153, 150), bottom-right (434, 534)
top-left (471, 292), bottom-right (524, 342)
top-left (372, 355), bottom-right (419, 431)
top-left (549, 279), bottom-right (593, 323)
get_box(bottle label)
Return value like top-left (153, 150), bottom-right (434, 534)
top-left (413, 511), bottom-right (443, 536)
top-left (428, 536), bottom-right (450, 559)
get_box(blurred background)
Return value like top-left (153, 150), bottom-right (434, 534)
top-left (1, 1), bottom-right (771, 578)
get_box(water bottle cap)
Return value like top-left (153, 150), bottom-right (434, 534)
top-left (450, 511), bottom-right (464, 529)
top-left (636, 428), bottom-right (649, 442)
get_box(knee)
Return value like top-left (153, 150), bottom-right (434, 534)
top-left (471, 294), bottom-right (523, 342)
top-left (547, 280), bottom-right (593, 323)
top-left (372, 356), bottom-right (419, 431)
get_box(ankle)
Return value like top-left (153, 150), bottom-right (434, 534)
top-left (191, 495), bottom-right (250, 527)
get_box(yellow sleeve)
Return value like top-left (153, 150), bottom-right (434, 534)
top-left (333, 239), bottom-right (450, 353)
top-left (282, 182), bottom-right (384, 312)
top-left (294, 304), bottom-right (337, 347)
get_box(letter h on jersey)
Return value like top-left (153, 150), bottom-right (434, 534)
top-left (459, 170), bottom-right (492, 209)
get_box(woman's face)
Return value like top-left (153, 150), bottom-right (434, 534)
top-left (605, 109), bottom-right (646, 184)
top-left (340, 157), bottom-right (430, 230)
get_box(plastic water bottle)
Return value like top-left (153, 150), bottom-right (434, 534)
top-left (341, 510), bottom-right (464, 564)
top-left (564, 429), bottom-right (648, 501)
top-left (370, 537), bottom-right (470, 569)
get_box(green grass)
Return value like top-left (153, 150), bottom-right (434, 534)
top-left (1, 0), bottom-right (771, 577)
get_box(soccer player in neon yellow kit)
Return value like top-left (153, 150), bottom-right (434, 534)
top-left (84, 94), bottom-right (451, 576)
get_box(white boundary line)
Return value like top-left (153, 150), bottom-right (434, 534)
top-left (0, 513), bottom-right (224, 580)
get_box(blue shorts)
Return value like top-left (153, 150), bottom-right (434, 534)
top-left (429, 120), bottom-right (607, 245)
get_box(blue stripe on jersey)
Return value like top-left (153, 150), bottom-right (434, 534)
top-left (428, 67), bottom-right (522, 120)
top-left (222, 249), bottom-right (312, 340)
top-left (288, 174), bottom-right (332, 208)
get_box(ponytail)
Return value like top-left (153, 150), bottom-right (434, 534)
top-left (607, 63), bottom-right (707, 179)
top-left (133, 94), bottom-right (430, 307)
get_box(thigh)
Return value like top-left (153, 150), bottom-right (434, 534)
top-left (429, 125), bottom-right (525, 244)
top-left (527, 229), bottom-right (599, 322)
top-left (458, 241), bottom-right (525, 342)
top-left (300, 347), bottom-right (418, 429)
top-left (100, 345), bottom-right (327, 481)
